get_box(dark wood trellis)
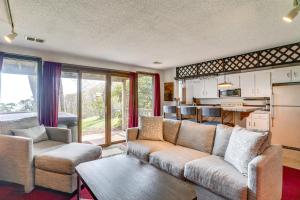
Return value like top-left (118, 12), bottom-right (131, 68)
top-left (176, 42), bottom-right (300, 79)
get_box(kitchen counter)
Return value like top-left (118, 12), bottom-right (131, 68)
top-left (177, 105), bottom-right (263, 112)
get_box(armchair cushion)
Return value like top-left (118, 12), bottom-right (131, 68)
top-left (212, 124), bottom-right (233, 157)
top-left (12, 125), bottom-right (48, 143)
top-left (45, 127), bottom-right (72, 143)
top-left (0, 116), bottom-right (39, 135)
top-left (126, 127), bottom-right (139, 141)
top-left (33, 140), bottom-right (65, 156)
top-left (163, 119), bottom-right (181, 144)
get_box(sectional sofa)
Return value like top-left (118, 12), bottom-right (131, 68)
top-left (126, 118), bottom-right (282, 200)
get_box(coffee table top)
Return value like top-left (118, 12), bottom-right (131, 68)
top-left (76, 154), bottom-right (196, 200)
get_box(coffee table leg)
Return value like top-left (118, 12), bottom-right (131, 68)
top-left (77, 175), bottom-right (81, 200)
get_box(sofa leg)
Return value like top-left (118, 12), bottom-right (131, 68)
top-left (24, 184), bottom-right (34, 193)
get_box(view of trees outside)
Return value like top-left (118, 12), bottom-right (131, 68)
top-left (0, 59), bottom-right (38, 114)
top-left (138, 74), bottom-right (154, 117)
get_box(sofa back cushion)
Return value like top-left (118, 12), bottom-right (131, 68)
top-left (176, 120), bottom-right (216, 153)
top-left (0, 116), bottom-right (39, 135)
top-left (224, 126), bottom-right (268, 176)
top-left (138, 116), bottom-right (164, 141)
top-left (12, 124), bottom-right (49, 143)
top-left (212, 124), bottom-right (233, 157)
top-left (163, 119), bottom-right (181, 144)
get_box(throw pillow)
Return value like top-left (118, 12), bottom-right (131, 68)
top-left (224, 126), bottom-right (268, 176)
top-left (12, 125), bottom-right (48, 143)
top-left (138, 116), bottom-right (164, 141)
top-left (212, 124), bottom-right (233, 157)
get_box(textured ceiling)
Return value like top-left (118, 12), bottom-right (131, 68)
top-left (0, 0), bottom-right (299, 69)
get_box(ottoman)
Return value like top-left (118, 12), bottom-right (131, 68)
top-left (34, 143), bottom-right (102, 193)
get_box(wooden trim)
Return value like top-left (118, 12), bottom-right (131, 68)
top-left (136, 71), bottom-right (156, 76)
top-left (105, 75), bottom-right (112, 146)
top-left (78, 72), bottom-right (82, 143)
top-left (62, 63), bottom-right (130, 75)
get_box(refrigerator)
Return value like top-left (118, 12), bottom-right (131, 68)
top-left (271, 84), bottom-right (300, 149)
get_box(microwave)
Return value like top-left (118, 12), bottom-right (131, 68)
top-left (219, 88), bottom-right (241, 97)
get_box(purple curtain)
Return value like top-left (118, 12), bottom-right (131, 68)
top-left (39, 61), bottom-right (62, 127)
top-left (0, 52), bottom-right (4, 72)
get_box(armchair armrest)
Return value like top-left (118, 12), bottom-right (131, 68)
top-left (0, 135), bottom-right (34, 192)
top-left (45, 127), bottom-right (72, 143)
top-left (126, 127), bottom-right (139, 142)
top-left (248, 145), bottom-right (282, 200)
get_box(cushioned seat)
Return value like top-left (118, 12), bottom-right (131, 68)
top-left (33, 140), bottom-right (65, 156)
top-left (149, 145), bottom-right (209, 179)
top-left (184, 155), bottom-right (248, 200)
top-left (35, 143), bottom-right (102, 175)
top-left (127, 140), bottom-right (174, 161)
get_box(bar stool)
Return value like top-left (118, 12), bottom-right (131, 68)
top-left (180, 106), bottom-right (198, 122)
top-left (200, 107), bottom-right (223, 125)
top-left (163, 105), bottom-right (177, 119)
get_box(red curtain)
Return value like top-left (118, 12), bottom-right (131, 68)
top-left (39, 61), bottom-right (61, 127)
top-left (128, 72), bottom-right (138, 128)
top-left (154, 73), bottom-right (161, 116)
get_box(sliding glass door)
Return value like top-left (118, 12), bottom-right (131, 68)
top-left (81, 73), bottom-right (106, 145)
top-left (111, 76), bottom-right (129, 143)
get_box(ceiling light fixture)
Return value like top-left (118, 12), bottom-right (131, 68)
top-left (3, 0), bottom-right (17, 43)
top-left (218, 61), bottom-right (232, 88)
top-left (153, 61), bottom-right (162, 65)
top-left (283, 0), bottom-right (300, 23)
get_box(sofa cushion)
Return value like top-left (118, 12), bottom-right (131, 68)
top-left (0, 116), bottom-right (39, 135)
top-left (224, 126), bottom-right (268, 176)
top-left (149, 145), bottom-right (209, 179)
top-left (184, 155), bottom-right (248, 200)
top-left (212, 124), bottom-right (233, 157)
top-left (127, 140), bottom-right (174, 161)
top-left (176, 120), bottom-right (216, 153)
top-left (138, 116), bottom-right (164, 141)
top-left (33, 140), bottom-right (66, 156)
top-left (163, 119), bottom-right (181, 144)
top-left (12, 125), bottom-right (48, 143)
top-left (35, 143), bottom-right (102, 174)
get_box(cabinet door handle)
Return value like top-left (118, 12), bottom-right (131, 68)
top-left (287, 72), bottom-right (290, 78)
top-left (257, 88), bottom-right (259, 94)
top-left (248, 121), bottom-right (251, 127)
top-left (294, 72), bottom-right (297, 78)
top-left (253, 122), bottom-right (256, 127)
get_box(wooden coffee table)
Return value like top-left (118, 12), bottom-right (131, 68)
top-left (75, 154), bottom-right (196, 200)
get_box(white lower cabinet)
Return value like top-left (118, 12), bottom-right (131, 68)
top-left (246, 112), bottom-right (270, 131)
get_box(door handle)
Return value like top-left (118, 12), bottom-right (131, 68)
top-left (253, 122), bottom-right (256, 127)
top-left (287, 72), bottom-right (290, 78)
top-left (294, 72), bottom-right (297, 78)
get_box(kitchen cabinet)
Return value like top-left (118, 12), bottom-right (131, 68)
top-left (240, 71), bottom-right (271, 98)
top-left (246, 112), bottom-right (270, 131)
top-left (205, 77), bottom-right (218, 98)
top-left (255, 71), bottom-right (271, 97)
top-left (217, 74), bottom-right (240, 89)
top-left (271, 67), bottom-right (292, 83)
top-left (240, 72), bottom-right (255, 97)
top-left (292, 66), bottom-right (300, 82)
top-left (192, 79), bottom-right (205, 98)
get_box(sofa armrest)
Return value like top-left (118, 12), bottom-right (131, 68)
top-left (0, 135), bottom-right (34, 192)
top-left (45, 127), bottom-right (72, 143)
top-left (248, 145), bottom-right (282, 200)
top-left (126, 127), bottom-right (139, 142)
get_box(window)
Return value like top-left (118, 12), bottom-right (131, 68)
top-left (138, 74), bottom-right (154, 117)
top-left (0, 58), bottom-right (38, 114)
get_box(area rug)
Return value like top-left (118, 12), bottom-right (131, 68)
top-left (0, 166), bottom-right (299, 200)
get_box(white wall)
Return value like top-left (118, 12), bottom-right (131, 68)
top-left (161, 68), bottom-right (178, 107)
top-left (0, 44), bottom-right (160, 73)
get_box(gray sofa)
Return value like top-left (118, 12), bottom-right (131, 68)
top-left (126, 119), bottom-right (282, 200)
top-left (0, 116), bottom-right (101, 193)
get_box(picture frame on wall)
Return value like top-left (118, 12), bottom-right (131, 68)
top-left (164, 82), bottom-right (174, 101)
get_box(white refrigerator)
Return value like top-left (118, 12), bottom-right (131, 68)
top-left (271, 84), bottom-right (300, 149)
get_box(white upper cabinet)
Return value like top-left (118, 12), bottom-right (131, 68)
top-left (218, 74), bottom-right (240, 89)
top-left (192, 79), bottom-right (205, 98)
top-left (292, 66), bottom-right (300, 82)
top-left (271, 67), bottom-right (292, 83)
top-left (255, 71), bottom-right (271, 97)
top-left (240, 72), bottom-right (255, 97)
top-left (240, 71), bottom-right (271, 98)
top-left (205, 77), bottom-right (218, 98)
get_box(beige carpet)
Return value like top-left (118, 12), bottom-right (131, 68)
top-left (102, 143), bottom-right (126, 158)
